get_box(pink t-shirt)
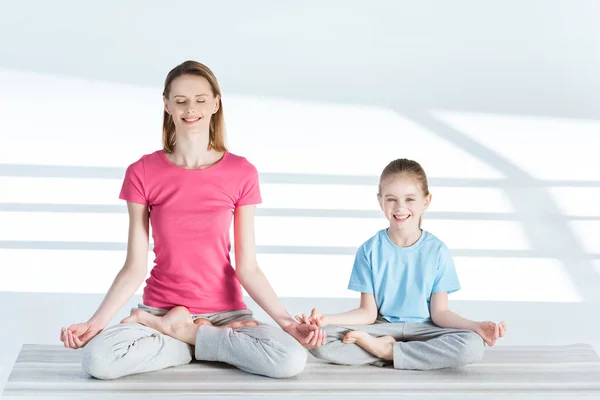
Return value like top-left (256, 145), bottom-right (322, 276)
top-left (119, 150), bottom-right (262, 314)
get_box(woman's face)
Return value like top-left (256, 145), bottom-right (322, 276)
top-left (164, 74), bottom-right (220, 135)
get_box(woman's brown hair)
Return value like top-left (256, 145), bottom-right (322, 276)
top-left (162, 60), bottom-right (227, 153)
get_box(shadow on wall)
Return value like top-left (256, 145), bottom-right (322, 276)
top-left (1, 1), bottom-right (600, 301)
top-left (1, 148), bottom-right (600, 303)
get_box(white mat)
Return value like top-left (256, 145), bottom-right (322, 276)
top-left (4, 343), bottom-right (600, 398)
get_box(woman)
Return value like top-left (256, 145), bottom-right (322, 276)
top-left (59, 60), bottom-right (326, 379)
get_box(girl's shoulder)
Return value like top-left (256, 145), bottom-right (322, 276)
top-left (358, 229), bottom-right (387, 252)
top-left (420, 230), bottom-right (451, 254)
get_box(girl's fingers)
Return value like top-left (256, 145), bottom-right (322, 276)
top-left (499, 321), bottom-right (506, 337)
top-left (309, 330), bottom-right (320, 347)
top-left (319, 329), bottom-right (327, 346)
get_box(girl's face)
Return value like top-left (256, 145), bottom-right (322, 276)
top-left (378, 174), bottom-right (431, 233)
top-left (164, 74), bottom-right (220, 136)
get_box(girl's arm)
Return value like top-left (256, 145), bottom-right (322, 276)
top-left (430, 292), bottom-right (477, 331)
top-left (60, 202), bottom-right (150, 348)
top-left (232, 205), bottom-right (326, 348)
top-left (300, 293), bottom-right (378, 327)
top-left (430, 292), bottom-right (506, 346)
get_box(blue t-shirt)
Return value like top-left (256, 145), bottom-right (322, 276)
top-left (348, 229), bottom-right (460, 323)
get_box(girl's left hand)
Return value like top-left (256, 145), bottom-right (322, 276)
top-left (294, 308), bottom-right (325, 327)
top-left (475, 320), bottom-right (507, 346)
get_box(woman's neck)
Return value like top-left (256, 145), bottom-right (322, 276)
top-left (387, 227), bottom-right (422, 247)
top-left (170, 131), bottom-right (223, 169)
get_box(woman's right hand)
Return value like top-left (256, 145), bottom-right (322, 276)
top-left (60, 322), bottom-right (103, 349)
top-left (295, 308), bottom-right (326, 327)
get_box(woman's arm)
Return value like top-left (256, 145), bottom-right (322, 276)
top-left (87, 202), bottom-right (151, 327)
top-left (60, 202), bottom-right (150, 348)
top-left (232, 205), bottom-right (326, 348)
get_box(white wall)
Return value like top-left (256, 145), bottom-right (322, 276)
top-left (1, 0), bottom-right (600, 391)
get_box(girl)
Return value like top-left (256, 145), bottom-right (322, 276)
top-left (298, 158), bottom-right (506, 370)
top-left (59, 60), bottom-right (326, 380)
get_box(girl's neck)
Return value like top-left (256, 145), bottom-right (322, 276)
top-left (170, 130), bottom-right (223, 169)
top-left (387, 227), bottom-right (423, 247)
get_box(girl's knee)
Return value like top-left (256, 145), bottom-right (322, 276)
top-left (456, 331), bottom-right (485, 366)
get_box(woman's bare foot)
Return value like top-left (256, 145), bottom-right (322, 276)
top-left (193, 318), bottom-right (214, 326)
top-left (121, 306), bottom-right (194, 337)
top-left (343, 330), bottom-right (395, 360)
top-left (223, 320), bottom-right (259, 329)
top-left (192, 318), bottom-right (258, 329)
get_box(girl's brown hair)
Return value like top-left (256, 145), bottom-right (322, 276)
top-left (162, 60), bottom-right (227, 153)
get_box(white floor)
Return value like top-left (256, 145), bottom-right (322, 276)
top-left (2, 293), bottom-right (600, 398)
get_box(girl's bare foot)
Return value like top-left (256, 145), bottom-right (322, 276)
top-left (121, 306), bottom-right (193, 337)
top-left (343, 330), bottom-right (395, 360)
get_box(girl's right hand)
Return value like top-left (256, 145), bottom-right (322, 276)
top-left (60, 322), bottom-right (103, 349)
top-left (295, 308), bottom-right (326, 327)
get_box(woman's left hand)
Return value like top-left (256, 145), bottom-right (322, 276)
top-left (283, 322), bottom-right (327, 349)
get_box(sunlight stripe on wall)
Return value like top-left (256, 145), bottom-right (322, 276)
top-left (0, 250), bottom-right (582, 302)
top-left (0, 212), bottom-right (532, 251)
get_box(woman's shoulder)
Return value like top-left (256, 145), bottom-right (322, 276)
top-left (225, 152), bottom-right (255, 166)
top-left (223, 152), bottom-right (258, 173)
top-left (125, 150), bottom-right (164, 170)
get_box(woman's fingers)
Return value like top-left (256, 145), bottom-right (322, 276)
top-left (67, 330), bottom-right (76, 349)
top-left (72, 334), bottom-right (84, 349)
top-left (60, 328), bottom-right (68, 347)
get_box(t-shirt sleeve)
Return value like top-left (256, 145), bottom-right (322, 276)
top-left (432, 244), bottom-right (461, 294)
top-left (235, 161), bottom-right (262, 207)
top-left (347, 246), bottom-right (375, 294)
top-left (119, 160), bottom-right (148, 205)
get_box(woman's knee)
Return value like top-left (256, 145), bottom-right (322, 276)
top-left (268, 342), bottom-right (307, 378)
top-left (81, 334), bottom-right (121, 380)
top-left (80, 323), bottom-right (190, 380)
